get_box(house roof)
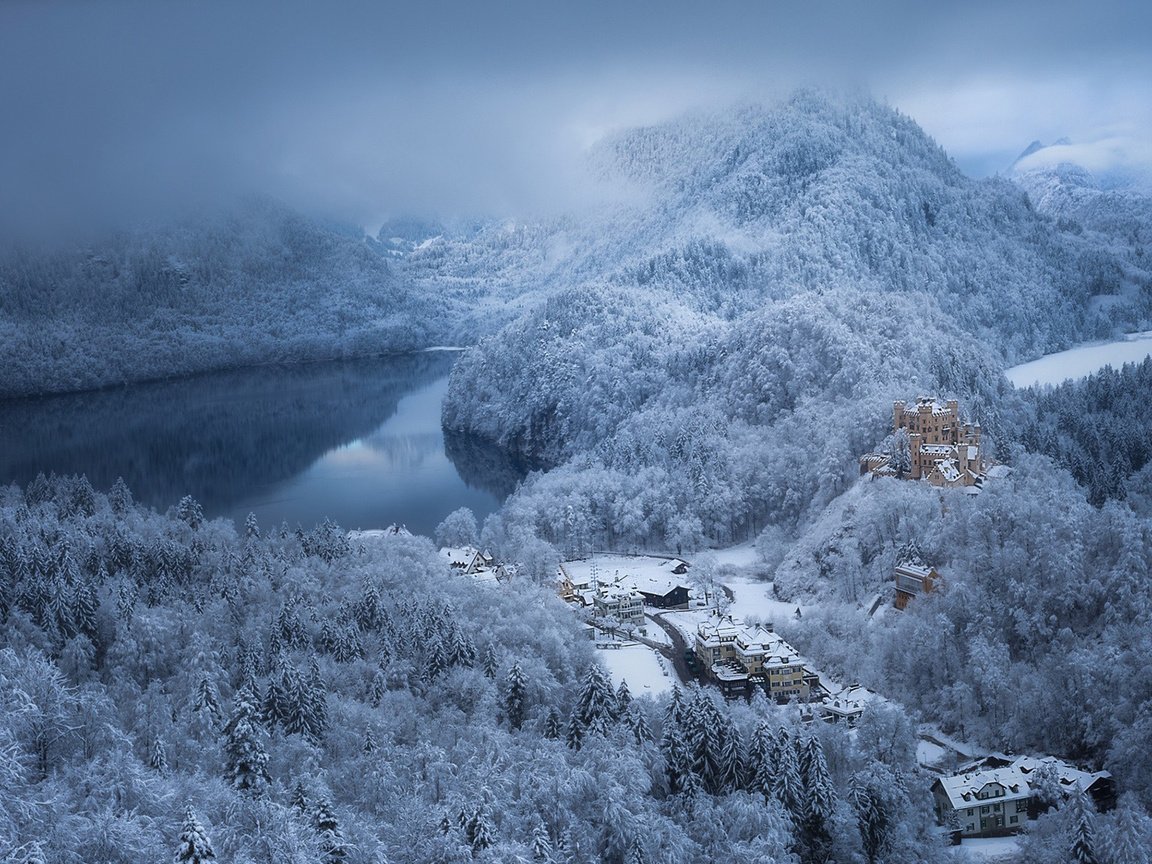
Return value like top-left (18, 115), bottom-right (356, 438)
top-left (936, 755), bottom-right (1112, 811)
top-left (559, 555), bottom-right (691, 598)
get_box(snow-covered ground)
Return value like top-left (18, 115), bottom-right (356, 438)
top-left (723, 574), bottom-right (807, 626)
top-left (1005, 330), bottom-right (1152, 388)
top-left (958, 835), bottom-right (1020, 861)
top-left (597, 643), bottom-right (674, 697)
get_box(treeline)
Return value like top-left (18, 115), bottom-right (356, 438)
top-left (1018, 357), bottom-right (1152, 505)
top-left (0, 199), bottom-right (461, 397)
top-left (1, 475), bottom-right (957, 863)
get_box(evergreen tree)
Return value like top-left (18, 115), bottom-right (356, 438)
top-left (150, 736), bottom-right (169, 775)
top-left (177, 496), bottom-right (204, 530)
top-left (244, 512), bottom-right (260, 539)
top-left (109, 477), bottom-right (134, 515)
top-left (772, 734), bottom-right (804, 819)
top-left (1108, 796), bottom-right (1151, 864)
top-left (463, 804), bottom-right (495, 853)
top-left (503, 662), bottom-right (527, 731)
top-left (482, 643), bottom-right (499, 679)
top-left (222, 685), bottom-right (271, 797)
top-left (748, 722), bottom-right (776, 797)
top-left (543, 707), bottom-right (562, 740)
top-left (314, 795), bottom-right (348, 864)
top-left (800, 735), bottom-right (837, 827)
top-left (174, 806), bottom-right (216, 864)
top-left (566, 713), bottom-right (585, 751)
top-left (1069, 790), bottom-right (1099, 864)
top-left (574, 664), bottom-right (615, 728)
top-left (615, 679), bottom-right (632, 718)
top-left (531, 821), bottom-right (553, 862)
top-left (850, 773), bottom-right (888, 864)
top-left (193, 675), bottom-right (222, 728)
top-left (624, 704), bottom-right (651, 746)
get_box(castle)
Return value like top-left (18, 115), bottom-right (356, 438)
top-left (861, 398), bottom-right (986, 489)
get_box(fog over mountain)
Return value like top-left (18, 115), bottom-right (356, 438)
top-left (3, 5), bottom-right (1152, 864)
top-left (2, 0), bottom-right (1150, 235)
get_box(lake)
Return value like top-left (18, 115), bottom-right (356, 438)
top-left (1006, 330), bottom-right (1152, 388)
top-left (0, 351), bottom-right (527, 537)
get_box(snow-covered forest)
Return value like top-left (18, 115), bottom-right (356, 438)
top-left (0, 476), bottom-right (957, 863)
top-left (4, 84), bottom-right (1152, 863)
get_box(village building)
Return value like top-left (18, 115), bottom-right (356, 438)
top-left (439, 546), bottom-right (503, 584)
top-left (932, 755), bottom-right (1114, 839)
top-left (592, 584), bottom-right (645, 628)
top-left (694, 613), bottom-right (816, 701)
top-left (861, 397), bottom-right (987, 489)
top-left (894, 560), bottom-right (940, 610)
top-left (817, 683), bottom-right (883, 725)
top-left (558, 556), bottom-right (692, 610)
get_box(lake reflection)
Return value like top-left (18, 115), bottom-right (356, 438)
top-left (0, 352), bottom-right (520, 537)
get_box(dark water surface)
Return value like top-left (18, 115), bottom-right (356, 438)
top-left (0, 352), bottom-right (526, 536)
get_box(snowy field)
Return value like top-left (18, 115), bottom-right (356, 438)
top-left (723, 574), bottom-right (807, 626)
top-left (1005, 331), bottom-right (1152, 388)
top-left (597, 643), bottom-right (674, 697)
top-left (958, 836), bottom-right (1020, 861)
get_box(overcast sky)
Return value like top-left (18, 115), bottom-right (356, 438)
top-left (1, 0), bottom-right (1149, 234)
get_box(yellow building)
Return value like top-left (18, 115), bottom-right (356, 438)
top-left (694, 613), bottom-right (813, 701)
top-left (862, 397), bottom-right (986, 489)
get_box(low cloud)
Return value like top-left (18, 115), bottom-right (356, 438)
top-left (1, 0), bottom-right (1149, 236)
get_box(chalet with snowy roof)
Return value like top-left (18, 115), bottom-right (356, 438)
top-left (931, 755), bottom-right (1113, 838)
top-left (557, 556), bottom-right (692, 610)
top-left (592, 584), bottom-right (645, 628)
top-left (894, 560), bottom-right (939, 610)
top-left (440, 546), bottom-right (483, 574)
top-left (694, 613), bottom-right (815, 701)
top-left (860, 397), bottom-right (987, 489)
top-left (818, 683), bottom-right (883, 725)
top-left (439, 546), bottom-right (503, 584)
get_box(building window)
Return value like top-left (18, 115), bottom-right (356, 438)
top-left (1010, 816), bottom-right (1018, 825)
top-left (1016, 801), bottom-right (1028, 813)
top-left (980, 819), bottom-right (987, 830)
top-left (980, 806), bottom-right (989, 814)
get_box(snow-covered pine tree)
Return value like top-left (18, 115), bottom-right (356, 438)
top-left (543, 707), bottom-right (562, 740)
top-left (150, 736), bottom-right (168, 775)
top-left (800, 735), bottom-right (837, 826)
top-left (531, 821), bottom-right (553, 862)
top-left (177, 496), bottom-right (204, 530)
top-left (625, 703), bottom-right (652, 745)
top-left (503, 662), bottom-right (527, 731)
top-left (244, 512), bottom-right (260, 538)
top-left (1068, 789), bottom-right (1099, 864)
top-left (615, 679), bottom-right (632, 718)
top-left (313, 795), bottom-right (348, 864)
top-left (482, 643), bottom-right (499, 679)
top-left (193, 675), bottom-right (222, 727)
top-left (772, 734), bottom-right (804, 819)
top-left (174, 806), bottom-right (216, 863)
top-left (574, 664), bottom-right (615, 728)
top-left (849, 772), bottom-right (887, 864)
top-left (222, 684), bottom-right (271, 797)
top-left (1107, 796), bottom-right (1151, 864)
top-left (566, 713), bottom-right (585, 751)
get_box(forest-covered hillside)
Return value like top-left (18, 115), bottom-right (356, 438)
top-left (1, 475), bottom-right (959, 863)
top-left (0, 200), bottom-right (473, 397)
top-left (444, 92), bottom-right (1152, 553)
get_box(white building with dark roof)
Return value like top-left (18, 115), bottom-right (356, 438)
top-left (931, 755), bottom-right (1114, 838)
